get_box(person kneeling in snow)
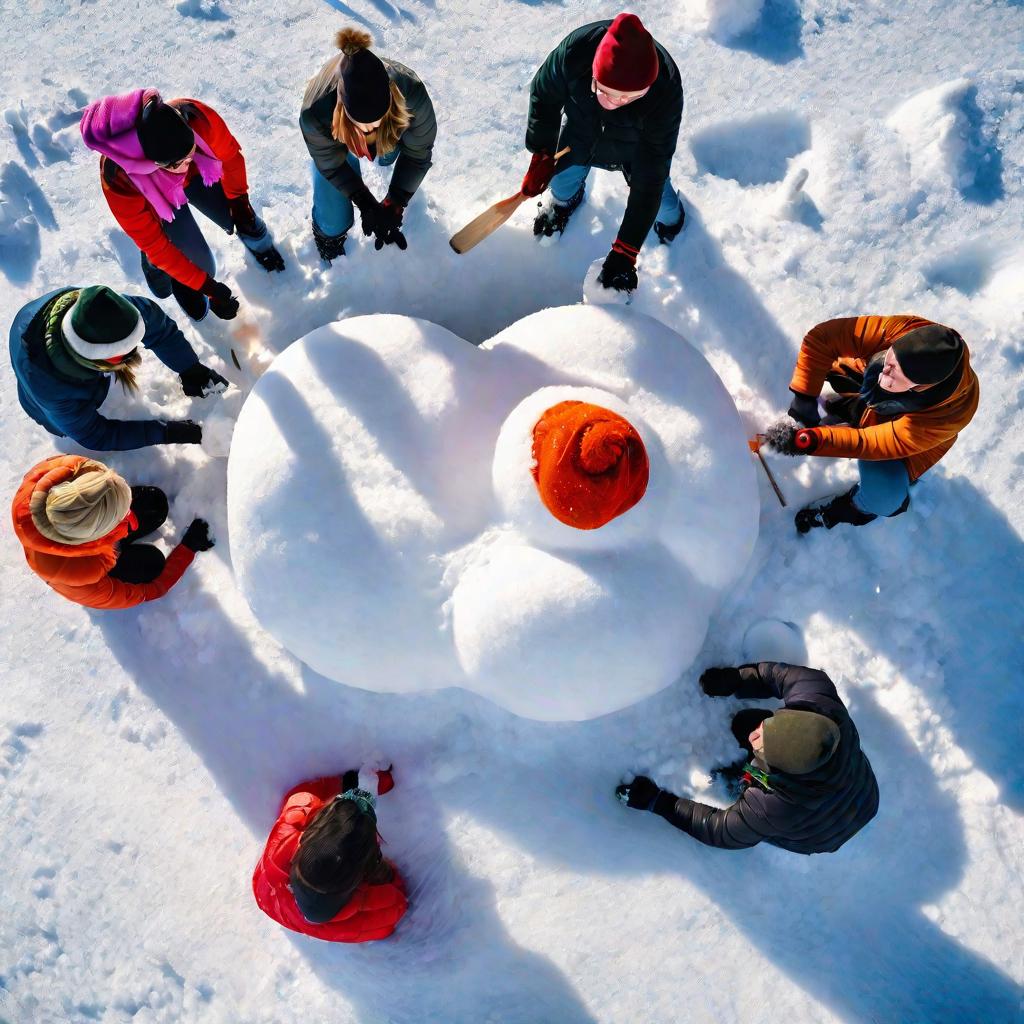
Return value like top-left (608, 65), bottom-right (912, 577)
top-left (617, 662), bottom-right (878, 855)
top-left (252, 768), bottom-right (407, 942)
top-left (81, 89), bottom-right (284, 323)
top-left (11, 455), bottom-right (214, 611)
top-left (522, 13), bottom-right (685, 294)
top-left (10, 285), bottom-right (226, 451)
top-left (762, 315), bottom-right (979, 533)
top-left (301, 28), bottom-right (436, 263)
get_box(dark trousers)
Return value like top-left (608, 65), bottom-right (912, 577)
top-left (108, 487), bottom-right (168, 584)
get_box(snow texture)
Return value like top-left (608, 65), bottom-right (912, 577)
top-left (2, 0), bottom-right (1024, 1022)
top-left (228, 307), bottom-right (757, 721)
top-left (683, 0), bottom-right (764, 43)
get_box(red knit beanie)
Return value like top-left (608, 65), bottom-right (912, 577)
top-left (592, 13), bottom-right (659, 93)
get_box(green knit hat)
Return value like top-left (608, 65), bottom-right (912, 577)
top-left (762, 709), bottom-right (841, 775)
top-left (61, 286), bottom-right (144, 361)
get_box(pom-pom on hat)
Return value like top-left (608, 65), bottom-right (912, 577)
top-left (531, 400), bottom-right (649, 530)
top-left (593, 13), bottom-right (660, 93)
top-left (137, 97), bottom-right (195, 165)
top-left (892, 324), bottom-right (965, 386)
top-left (336, 27), bottom-right (392, 124)
top-left (761, 709), bottom-right (841, 775)
top-left (61, 286), bottom-right (145, 361)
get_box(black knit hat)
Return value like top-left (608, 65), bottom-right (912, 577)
top-left (761, 709), bottom-right (840, 775)
top-left (138, 98), bottom-right (195, 165)
top-left (290, 796), bottom-right (379, 924)
top-left (892, 325), bottom-right (964, 386)
top-left (340, 48), bottom-right (392, 123)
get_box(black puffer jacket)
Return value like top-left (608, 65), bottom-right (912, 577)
top-left (655, 663), bottom-right (879, 855)
top-left (526, 20), bottom-right (684, 251)
top-left (300, 58), bottom-right (436, 206)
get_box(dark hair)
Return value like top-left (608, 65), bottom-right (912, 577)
top-left (291, 798), bottom-right (382, 905)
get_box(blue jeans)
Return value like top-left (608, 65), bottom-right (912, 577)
top-left (311, 149), bottom-right (400, 237)
top-left (549, 163), bottom-right (683, 228)
top-left (853, 460), bottom-right (911, 517)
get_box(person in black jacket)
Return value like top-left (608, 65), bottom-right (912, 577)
top-left (300, 28), bottom-right (436, 263)
top-left (617, 662), bottom-right (879, 855)
top-left (520, 13), bottom-right (685, 294)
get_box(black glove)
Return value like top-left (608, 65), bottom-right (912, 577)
top-left (165, 419), bottom-right (203, 444)
top-left (199, 275), bottom-right (239, 320)
top-left (351, 185), bottom-right (384, 238)
top-left (180, 363), bottom-right (230, 398)
top-left (763, 420), bottom-right (819, 456)
top-left (699, 666), bottom-right (743, 697)
top-left (373, 198), bottom-right (408, 251)
top-left (226, 193), bottom-right (259, 235)
top-left (251, 245), bottom-right (285, 272)
top-left (181, 518), bottom-right (215, 552)
top-left (598, 248), bottom-right (639, 292)
top-left (342, 769), bottom-right (359, 791)
top-left (788, 391), bottom-right (821, 427)
top-left (615, 775), bottom-right (661, 811)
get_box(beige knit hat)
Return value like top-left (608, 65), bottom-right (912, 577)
top-left (30, 459), bottom-right (132, 546)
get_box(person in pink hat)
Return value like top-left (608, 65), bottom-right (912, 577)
top-left (521, 14), bottom-right (686, 294)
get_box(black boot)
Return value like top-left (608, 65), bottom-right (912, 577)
top-left (171, 280), bottom-right (209, 322)
top-left (533, 183), bottom-right (585, 239)
top-left (795, 486), bottom-right (878, 534)
top-left (313, 221), bottom-right (347, 264)
top-left (109, 544), bottom-right (166, 584)
top-left (730, 709), bottom-right (774, 752)
top-left (140, 253), bottom-right (173, 299)
top-left (125, 486), bottom-right (169, 542)
top-left (653, 197), bottom-right (685, 244)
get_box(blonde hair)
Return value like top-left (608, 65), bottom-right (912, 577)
top-left (31, 460), bottom-right (132, 546)
top-left (111, 348), bottom-right (142, 394)
top-left (303, 28), bottom-right (412, 158)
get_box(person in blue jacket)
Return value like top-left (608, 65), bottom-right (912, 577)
top-left (9, 284), bottom-right (228, 451)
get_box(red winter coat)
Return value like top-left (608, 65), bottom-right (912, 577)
top-left (99, 99), bottom-right (249, 291)
top-left (252, 776), bottom-right (408, 943)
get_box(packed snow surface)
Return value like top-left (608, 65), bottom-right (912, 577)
top-left (228, 307), bottom-right (757, 720)
top-left (2, 0), bottom-right (1024, 1022)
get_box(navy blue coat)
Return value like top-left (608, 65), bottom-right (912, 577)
top-left (10, 288), bottom-right (200, 451)
top-left (656, 663), bottom-right (879, 855)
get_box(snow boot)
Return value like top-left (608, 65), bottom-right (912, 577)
top-left (124, 486), bottom-right (169, 543)
top-left (533, 183), bottom-right (585, 239)
top-left (312, 221), bottom-right (347, 264)
top-left (795, 486), bottom-right (878, 534)
top-left (171, 280), bottom-right (209, 322)
top-left (140, 253), bottom-right (173, 299)
top-left (653, 196), bottom-right (686, 245)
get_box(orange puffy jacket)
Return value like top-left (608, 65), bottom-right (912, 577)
top-left (789, 315), bottom-right (979, 481)
top-left (99, 98), bottom-right (249, 291)
top-left (252, 776), bottom-right (408, 943)
top-left (11, 455), bottom-right (194, 610)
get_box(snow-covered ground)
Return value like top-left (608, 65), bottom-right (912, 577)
top-left (2, 0), bottom-right (1023, 1021)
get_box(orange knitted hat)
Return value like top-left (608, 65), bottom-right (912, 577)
top-left (531, 401), bottom-right (649, 530)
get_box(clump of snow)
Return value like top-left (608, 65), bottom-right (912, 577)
top-left (582, 257), bottom-right (632, 306)
top-left (683, 0), bottom-right (764, 42)
top-left (228, 305), bottom-right (757, 721)
top-left (198, 388), bottom-right (243, 459)
top-left (741, 618), bottom-right (808, 665)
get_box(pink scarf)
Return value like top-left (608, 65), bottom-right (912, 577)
top-left (80, 88), bottom-right (223, 222)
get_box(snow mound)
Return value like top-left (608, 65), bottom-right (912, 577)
top-left (228, 306), bottom-right (758, 720)
top-left (683, 0), bottom-right (764, 42)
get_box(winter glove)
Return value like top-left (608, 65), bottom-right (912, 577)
top-left (373, 198), bottom-right (408, 251)
top-left (699, 666), bottom-right (743, 697)
top-left (181, 518), bottom-right (215, 552)
top-left (251, 245), bottom-right (286, 273)
top-left (341, 765), bottom-right (395, 795)
top-left (521, 151), bottom-right (557, 198)
top-left (226, 193), bottom-right (259, 235)
top-left (164, 419), bottom-right (203, 444)
top-left (763, 420), bottom-right (819, 456)
top-left (351, 185), bottom-right (384, 238)
top-left (787, 391), bottom-right (821, 427)
top-left (180, 362), bottom-right (230, 398)
top-left (615, 775), bottom-right (662, 811)
top-left (598, 242), bottom-right (639, 292)
top-left (199, 275), bottom-right (240, 320)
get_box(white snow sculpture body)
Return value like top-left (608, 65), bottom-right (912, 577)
top-left (228, 306), bottom-right (758, 721)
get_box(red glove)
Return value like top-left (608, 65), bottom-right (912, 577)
top-left (376, 767), bottom-right (395, 795)
top-left (521, 151), bottom-right (557, 197)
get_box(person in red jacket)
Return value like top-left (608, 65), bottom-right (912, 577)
top-left (253, 767), bottom-right (407, 942)
top-left (11, 454), bottom-right (214, 610)
top-left (80, 89), bottom-right (285, 322)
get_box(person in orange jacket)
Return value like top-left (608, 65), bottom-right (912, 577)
top-left (11, 455), bottom-right (213, 610)
top-left (252, 767), bottom-right (407, 943)
top-left (763, 315), bottom-right (979, 532)
top-left (80, 89), bottom-right (284, 322)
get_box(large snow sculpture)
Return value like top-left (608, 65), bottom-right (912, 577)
top-left (227, 306), bottom-right (758, 721)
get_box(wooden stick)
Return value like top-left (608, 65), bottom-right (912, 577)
top-left (449, 147), bottom-right (571, 255)
top-left (748, 435), bottom-right (787, 507)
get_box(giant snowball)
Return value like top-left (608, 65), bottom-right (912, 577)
top-left (228, 306), bottom-right (758, 721)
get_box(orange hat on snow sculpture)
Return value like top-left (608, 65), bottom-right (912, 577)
top-left (531, 401), bottom-right (649, 530)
